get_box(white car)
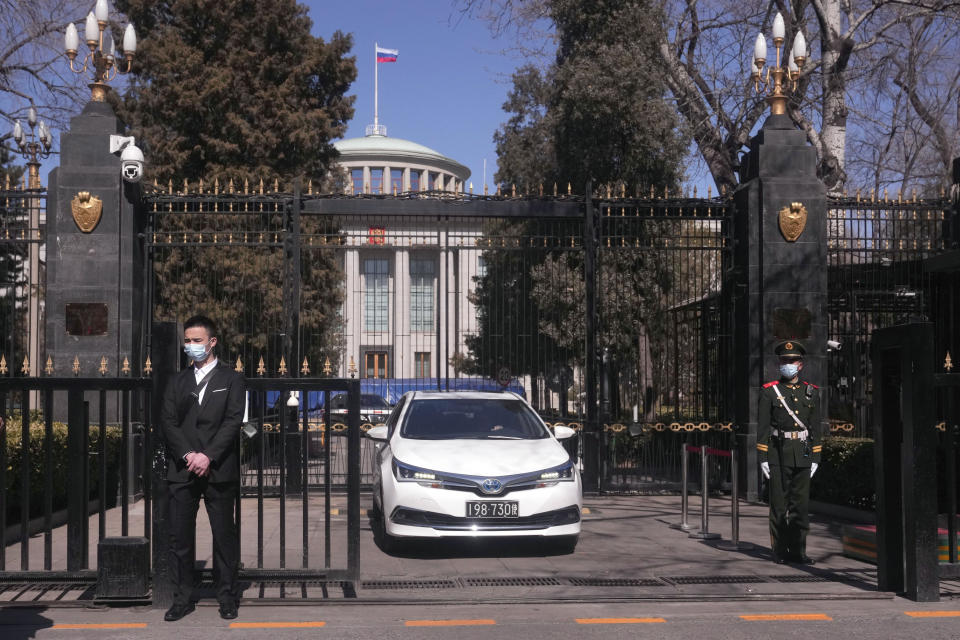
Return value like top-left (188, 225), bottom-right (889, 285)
top-left (366, 390), bottom-right (582, 553)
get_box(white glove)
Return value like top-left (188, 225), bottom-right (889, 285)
top-left (761, 461), bottom-right (770, 479)
top-left (810, 462), bottom-right (818, 477)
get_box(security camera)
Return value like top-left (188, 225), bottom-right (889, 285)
top-left (827, 340), bottom-right (842, 352)
top-left (120, 143), bottom-right (144, 183)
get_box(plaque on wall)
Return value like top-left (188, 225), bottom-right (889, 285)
top-left (772, 307), bottom-right (811, 339)
top-left (66, 303), bottom-right (108, 336)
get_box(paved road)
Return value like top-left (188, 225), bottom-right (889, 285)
top-left (1, 599), bottom-right (959, 639)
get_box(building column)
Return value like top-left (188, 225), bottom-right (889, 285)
top-left (402, 167), bottom-right (410, 193)
top-left (362, 166), bottom-right (371, 194)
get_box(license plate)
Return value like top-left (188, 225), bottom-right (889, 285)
top-left (466, 501), bottom-right (519, 518)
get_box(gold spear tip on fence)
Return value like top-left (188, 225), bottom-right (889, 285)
top-left (235, 356), bottom-right (243, 373)
top-left (45, 356), bottom-right (53, 376)
top-left (0, 354), bottom-right (7, 375)
top-left (278, 356), bottom-right (288, 376)
top-left (257, 356), bottom-right (266, 377)
top-left (72, 356), bottom-right (80, 376)
top-left (273, 178), bottom-right (279, 193)
top-left (99, 356), bottom-right (108, 376)
top-left (122, 357), bottom-right (131, 376)
top-left (21, 355), bottom-right (30, 375)
top-left (259, 178), bottom-right (265, 195)
top-left (199, 177), bottom-right (204, 193)
top-left (182, 178), bottom-right (189, 195)
top-left (946, 351), bottom-right (953, 372)
top-left (323, 357), bottom-right (332, 376)
top-left (144, 356), bottom-right (153, 376)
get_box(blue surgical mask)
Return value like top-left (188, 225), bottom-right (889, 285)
top-left (183, 342), bottom-right (209, 361)
top-left (779, 363), bottom-right (800, 379)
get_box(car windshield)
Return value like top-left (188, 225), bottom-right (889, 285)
top-left (400, 397), bottom-right (548, 440)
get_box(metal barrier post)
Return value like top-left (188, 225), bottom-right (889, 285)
top-left (717, 442), bottom-right (748, 550)
top-left (690, 445), bottom-right (720, 539)
top-left (669, 443), bottom-right (692, 531)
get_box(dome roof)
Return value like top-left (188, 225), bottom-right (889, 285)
top-left (334, 134), bottom-right (470, 179)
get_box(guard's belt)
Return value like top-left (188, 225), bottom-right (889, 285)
top-left (771, 429), bottom-right (808, 441)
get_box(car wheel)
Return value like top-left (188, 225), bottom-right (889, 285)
top-left (373, 490), bottom-right (399, 554)
top-left (550, 535), bottom-right (578, 555)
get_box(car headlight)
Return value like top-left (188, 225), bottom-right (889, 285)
top-left (537, 460), bottom-right (575, 485)
top-left (393, 459), bottom-right (440, 484)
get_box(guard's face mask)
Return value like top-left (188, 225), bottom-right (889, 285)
top-left (779, 363), bottom-right (800, 379)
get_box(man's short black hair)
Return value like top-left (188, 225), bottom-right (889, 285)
top-left (184, 315), bottom-right (217, 338)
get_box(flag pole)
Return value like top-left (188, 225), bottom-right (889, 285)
top-left (374, 41), bottom-right (379, 131)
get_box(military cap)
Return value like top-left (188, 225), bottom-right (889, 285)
top-left (775, 340), bottom-right (806, 358)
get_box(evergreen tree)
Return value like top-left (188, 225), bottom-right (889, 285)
top-left (113, 0), bottom-right (356, 185)
top-left (113, 0), bottom-right (357, 370)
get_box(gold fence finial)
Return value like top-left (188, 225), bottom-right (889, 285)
top-left (144, 355), bottom-right (153, 376)
top-left (323, 357), bottom-right (332, 376)
top-left (244, 178), bottom-right (250, 194)
top-left (278, 356), bottom-right (288, 376)
top-left (122, 357), bottom-right (131, 375)
top-left (0, 354), bottom-right (6, 375)
top-left (308, 179), bottom-right (313, 195)
top-left (235, 356), bottom-right (243, 373)
top-left (72, 356), bottom-right (80, 376)
top-left (167, 179), bottom-right (173, 195)
top-left (183, 178), bottom-right (189, 194)
top-left (946, 351), bottom-right (953, 372)
top-left (214, 177), bottom-right (220, 195)
top-left (259, 178), bottom-right (264, 195)
top-left (708, 185), bottom-right (712, 199)
top-left (257, 356), bottom-right (266, 376)
top-left (301, 357), bottom-right (310, 375)
top-left (45, 356), bottom-right (53, 376)
top-left (511, 184), bottom-right (516, 198)
top-left (274, 178), bottom-right (279, 193)
top-left (99, 356), bottom-right (108, 376)
top-left (199, 177), bottom-right (204, 193)
top-left (21, 355), bottom-right (30, 375)
top-left (348, 355), bottom-right (357, 378)
top-left (567, 182), bottom-right (572, 195)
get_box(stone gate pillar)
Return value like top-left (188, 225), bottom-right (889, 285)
top-left (732, 113), bottom-right (828, 501)
top-left (45, 101), bottom-right (145, 414)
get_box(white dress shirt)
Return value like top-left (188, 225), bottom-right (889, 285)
top-left (194, 357), bottom-right (218, 404)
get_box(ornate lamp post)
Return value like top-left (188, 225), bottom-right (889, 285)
top-left (11, 107), bottom-right (53, 190)
top-left (63, 0), bottom-right (137, 102)
top-left (751, 12), bottom-right (806, 116)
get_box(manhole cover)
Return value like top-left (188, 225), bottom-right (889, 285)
top-left (567, 578), bottom-right (664, 587)
top-left (464, 577), bottom-right (562, 587)
top-left (361, 579), bottom-right (458, 590)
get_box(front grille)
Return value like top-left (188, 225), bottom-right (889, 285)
top-left (390, 505), bottom-right (580, 531)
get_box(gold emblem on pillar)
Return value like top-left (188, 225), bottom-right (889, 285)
top-left (778, 201), bottom-right (808, 242)
top-left (71, 191), bottom-right (103, 233)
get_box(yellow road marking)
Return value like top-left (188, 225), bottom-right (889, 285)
top-left (52, 623), bottom-right (148, 630)
top-left (230, 622), bottom-right (326, 628)
top-left (582, 507), bottom-right (591, 515)
top-left (740, 614), bottom-right (832, 621)
top-left (405, 619), bottom-right (496, 627)
top-left (576, 617), bottom-right (666, 624)
top-left (905, 611), bottom-right (960, 618)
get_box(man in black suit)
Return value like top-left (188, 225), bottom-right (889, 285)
top-left (162, 315), bottom-right (245, 621)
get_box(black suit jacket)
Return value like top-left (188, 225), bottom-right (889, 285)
top-left (161, 361), bottom-right (246, 483)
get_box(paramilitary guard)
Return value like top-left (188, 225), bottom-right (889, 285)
top-left (757, 340), bottom-right (822, 564)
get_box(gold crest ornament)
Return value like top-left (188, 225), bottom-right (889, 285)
top-left (778, 201), bottom-right (807, 242)
top-left (71, 191), bottom-right (102, 233)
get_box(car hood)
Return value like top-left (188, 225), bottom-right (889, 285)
top-left (391, 437), bottom-right (570, 476)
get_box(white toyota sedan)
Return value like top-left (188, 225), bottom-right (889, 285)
top-left (366, 391), bottom-right (582, 553)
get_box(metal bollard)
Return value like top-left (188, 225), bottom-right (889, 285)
top-left (690, 445), bottom-right (720, 539)
top-left (717, 443), bottom-right (749, 551)
top-left (669, 443), bottom-right (692, 531)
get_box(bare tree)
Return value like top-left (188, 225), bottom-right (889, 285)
top-left (0, 0), bottom-right (91, 151)
top-left (459, 0), bottom-right (960, 194)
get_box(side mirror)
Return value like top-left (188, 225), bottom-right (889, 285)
top-left (365, 425), bottom-right (389, 441)
top-left (553, 425), bottom-right (576, 440)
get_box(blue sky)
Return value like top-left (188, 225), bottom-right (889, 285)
top-left (309, 1), bottom-right (526, 192)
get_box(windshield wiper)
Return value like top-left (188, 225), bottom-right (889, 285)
top-left (483, 435), bottom-right (524, 440)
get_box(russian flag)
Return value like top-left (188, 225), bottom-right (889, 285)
top-left (376, 46), bottom-right (398, 63)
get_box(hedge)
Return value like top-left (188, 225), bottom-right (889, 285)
top-left (810, 436), bottom-right (875, 510)
top-left (3, 414), bottom-right (123, 524)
